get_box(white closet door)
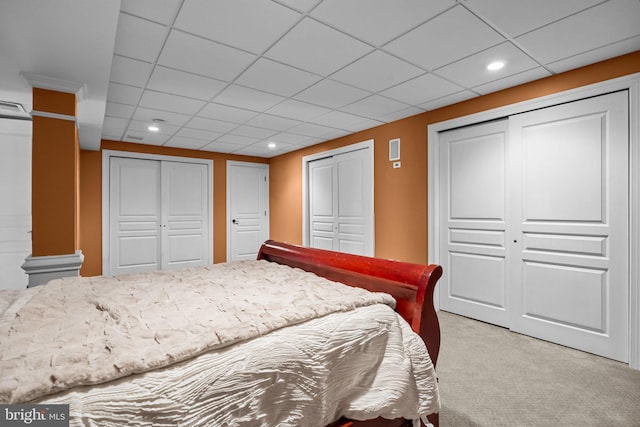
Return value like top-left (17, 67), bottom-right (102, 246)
top-left (110, 157), bottom-right (162, 275)
top-left (309, 156), bottom-right (336, 251)
top-left (110, 157), bottom-right (210, 275)
top-left (0, 119), bottom-right (31, 290)
top-left (335, 148), bottom-right (373, 256)
top-left (308, 148), bottom-right (373, 256)
top-left (162, 161), bottom-right (209, 269)
top-left (509, 91), bottom-right (629, 362)
top-left (439, 120), bottom-right (510, 326)
top-left (227, 161), bottom-right (269, 262)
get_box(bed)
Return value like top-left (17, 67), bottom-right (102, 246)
top-left (0, 240), bottom-right (442, 427)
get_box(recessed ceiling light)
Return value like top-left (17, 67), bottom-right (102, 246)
top-left (487, 61), bottom-right (505, 71)
top-left (267, 142), bottom-right (276, 149)
top-left (148, 124), bottom-right (160, 132)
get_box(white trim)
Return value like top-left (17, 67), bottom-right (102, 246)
top-left (226, 160), bottom-right (270, 261)
top-left (302, 139), bottom-right (375, 251)
top-left (20, 72), bottom-right (86, 101)
top-left (101, 150), bottom-right (214, 276)
top-left (31, 110), bottom-right (78, 126)
top-left (428, 72), bottom-right (640, 369)
top-left (22, 250), bottom-right (84, 287)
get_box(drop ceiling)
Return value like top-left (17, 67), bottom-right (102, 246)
top-left (2, 1), bottom-right (639, 157)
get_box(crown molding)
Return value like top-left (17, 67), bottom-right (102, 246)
top-left (20, 72), bottom-right (86, 102)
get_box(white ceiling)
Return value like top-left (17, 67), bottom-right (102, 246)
top-left (2, 1), bottom-right (639, 157)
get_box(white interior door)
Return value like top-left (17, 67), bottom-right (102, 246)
top-left (308, 148), bottom-right (373, 256)
top-left (439, 120), bottom-right (510, 327)
top-left (110, 157), bottom-right (162, 275)
top-left (227, 161), bottom-right (269, 262)
top-left (162, 161), bottom-right (209, 269)
top-left (509, 91), bottom-right (629, 362)
top-left (0, 119), bottom-right (31, 290)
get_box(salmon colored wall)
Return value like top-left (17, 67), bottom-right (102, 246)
top-left (78, 140), bottom-right (268, 276)
top-left (31, 89), bottom-right (79, 257)
top-left (269, 51), bottom-right (640, 265)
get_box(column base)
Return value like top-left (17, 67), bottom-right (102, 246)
top-left (22, 250), bottom-right (84, 287)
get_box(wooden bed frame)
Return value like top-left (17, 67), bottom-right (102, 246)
top-left (257, 240), bottom-right (443, 427)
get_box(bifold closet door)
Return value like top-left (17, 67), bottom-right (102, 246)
top-left (308, 149), bottom-right (373, 256)
top-left (109, 157), bottom-right (209, 276)
top-left (508, 91), bottom-right (629, 362)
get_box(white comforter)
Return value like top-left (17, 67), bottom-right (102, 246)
top-left (0, 260), bottom-right (440, 425)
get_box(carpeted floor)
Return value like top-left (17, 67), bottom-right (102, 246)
top-left (435, 311), bottom-right (640, 426)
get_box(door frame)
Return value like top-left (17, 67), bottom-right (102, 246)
top-left (302, 139), bottom-right (374, 253)
top-left (101, 150), bottom-right (213, 276)
top-left (427, 72), bottom-right (640, 369)
top-left (226, 160), bottom-right (269, 261)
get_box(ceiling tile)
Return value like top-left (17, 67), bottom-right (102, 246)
top-left (174, 0), bottom-right (301, 54)
top-left (102, 116), bottom-right (129, 138)
top-left (266, 132), bottom-right (318, 145)
top-left (197, 102), bottom-right (258, 124)
top-left (139, 90), bottom-right (206, 115)
top-left (287, 122), bottom-right (342, 138)
top-left (464, 0), bottom-right (602, 37)
top-left (330, 50), bottom-right (425, 92)
top-left (216, 133), bottom-right (260, 146)
top-left (164, 136), bottom-right (210, 150)
top-left (516, 1), bottom-right (640, 64)
top-left (173, 127), bottom-right (223, 141)
top-left (200, 141), bottom-right (242, 153)
top-left (109, 55), bottom-right (153, 87)
top-left (435, 42), bottom-right (539, 88)
top-left (120, 0), bottom-right (181, 25)
top-left (158, 30), bottom-right (256, 81)
top-left (294, 78), bottom-right (370, 109)
top-left (276, 0), bottom-right (321, 13)
top-left (133, 107), bottom-right (193, 127)
top-left (235, 58), bottom-right (322, 97)
top-left (380, 73), bottom-right (464, 105)
top-left (265, 17), bottom-right (373, 76)
top-left (473, 67), bottom-right (551, 95)
top-left (309, 110), bottom-right (383, 132)
top-left (185, 116), bottom-right (238, 134)
top-left (244, 113), bottom-right (302, 131)
top-left (340, 95), bottom-right (410, 119)
top-left (213, 85), bottom-right (285, 112)
top-left (105, 101), bottom-right (135, 119)
top-left (123, 132), bottom-right (170, 146)
top-left (147, 66), bottom-right (227, 101)
top-left (113, 13), bottom-right (167, 63)
top-left (379, 106), bottom-right (425, 122)
top-left (384, 5), bottom-right (504, 70)
top-left (266, 99), bottom-right (331, 121)
top-left (546, 35), bottom-right (640, 73)
top-left (311, 0), bottom-right (455, 46)
top-left (106, 82), bottom-right (142, 105)
top-left (126, 119), bottom-right (179, 136)
top-left (229, 125), bottom-right (278, 139)
top-left (418, 90), bottom-right (477, 111)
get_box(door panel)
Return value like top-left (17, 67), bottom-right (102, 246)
top-left (110, 157), bottom-right (161, 275)
top-left (439, 120), bottom-right (510, 327)
top-left (309, 157), bottom-right (336, 251)
top-left (228, 162), bottom-right (269, 261)
top-left (509, 91), bottom-right (629, 362)
top-left (163, 161), bottom-right (208, 269)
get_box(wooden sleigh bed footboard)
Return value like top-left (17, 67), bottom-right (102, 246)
top-left (257, 240), bottom-right (443, 427)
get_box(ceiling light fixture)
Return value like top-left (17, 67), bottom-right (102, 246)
top-left (148, 118), bottom-right (165, 132)
top-left (487, 61), bottom-right (505, 71)
top-left (267, 142), bottom-right (276, 149)
top-left (148, 124), bottom-right (160, 132)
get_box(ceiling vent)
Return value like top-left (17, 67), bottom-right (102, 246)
top-left (0, 101), bottom-right (31, 121)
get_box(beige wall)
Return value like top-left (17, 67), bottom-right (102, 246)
top-left (268, 51), bottom-right (640, 264)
